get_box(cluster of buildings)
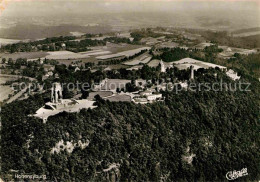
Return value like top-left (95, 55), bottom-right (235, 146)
top-left (33, 55), bottom-right (242, 122)
top-left (33, 80), bottom-right (165, 122)
top-left (132, 90), bottom-right (163, 104)
top-left (159, 57), bottom-right (240, 81)
top-left (33, 82), bottom-right (96, 123)
top-left (92, 78), bottom-right (164, 104)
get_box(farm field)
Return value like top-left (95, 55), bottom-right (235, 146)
top-left (1, 44), bottom-right (147, 65)
top-left (70, 32), bottom-right (85, 36)
top-left (105, 43), bottom-right (145, 54)
top-left (58, 57), bottom-right (98, 65)
top-left (1, 50), bottom-right (108, 61)
top-left (0, 77), bottom-right (16, 102)
top-left (147, 59), bottom-right (160, 67)
top-left (157, 41), bottom-right (179, 49)
top-left (45, 51), bottom-right (91, 60)
top-left (233, 31), bottom-right (260, 37)
top-left (0, 38), bottom-right (24, 45)
top-left (126, 65), bottom-right (143, 71)
top-left (124, 59), bottom-right (141, 66)
top-left (105, 94), bottom-right (131, 102)
top-left (123, 55), bottom-right (151, 66)
top-left (0, 51), bottom-right (48, 60)
top-left (0, 86), bottom-right (13, 102)
top-left (88, 91), bottom-right (113, 100)
top-left (80, 50), bottom-right (111, 56)
top-left (0, 77), bottom-right (16, 84)
top-left (218, 46), bottom-right (257, 57)
top-left (96, 46), bottom-right (151, 60)
top-left (119, 47), bottom-right (151, 57)
top-left (104, 65), bottom-right (129, 70)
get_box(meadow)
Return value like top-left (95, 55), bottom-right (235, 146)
top-left (0, 77), bottom-right (15, 102)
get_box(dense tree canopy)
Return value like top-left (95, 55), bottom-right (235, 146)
top-left (1, 73), bottom-right (259, 181)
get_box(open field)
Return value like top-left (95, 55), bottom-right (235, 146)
top-left (157, 41), bottom-right (179, 49)
top-left (126, 65), bottom-right (143, 71)
top-left (233, 31), bottom-right (260, 37)
top-left (73, 44), bottom-right (148, 65)
top-left (147, 59), bottom-right (160, 67)
top-left (106, 94), bottom-right (131, 102)
top-left (123, 55), bottom-right (151, 66)
top-left (0, 38), bottom-right (24, 45)
top-left (57, 56), bottom-right (100, 66)
top-left (88, 91), bottom-right (113, 100)
top-left (45, 51), bottom-right (90, 60)
top-left (1, 51), bottom-right (48, 60)
top-left (119, 47), bottom-right (151, 57)
top-left (124, 59), bottom-right (142, 66)
top-left (96, 46), bottom-right (150, 60)
top-left (218, 46), bottom-right (258, 58)
top-left (0, 86), bottom-right (14, 102)
top-left (0, 77), bottom-right (16, 102)
top-left (104, 65), bottom-right (130, 70)
top-left (0, 76), bottom-right (16, 84)
top-left (1, 44), bottom-right (147, 66)
top-left (96, 53), bottom-right (124, 60)
top-left (105, 43), bottom-right (145, 54)
top-left (80, 50), bottom-right (111, 56)
top-left (193, 42), bottom-right (214, 49)
top-left (70, 32), bottom-right (85, 36)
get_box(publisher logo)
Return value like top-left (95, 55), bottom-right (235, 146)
top-left (226, 168), bottom-right (248, 180)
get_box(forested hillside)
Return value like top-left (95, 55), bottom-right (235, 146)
top-left (1, 74), bottom-right (259, 181)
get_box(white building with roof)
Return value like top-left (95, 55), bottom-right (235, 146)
top-left (226, 69), bottom-right (241, 80)
top-left (147, 93), bottom-right (163, 101)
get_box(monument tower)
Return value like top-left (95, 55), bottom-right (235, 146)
top-left (51, 82), bottom-right (63, 103)
top-left (190, 65), bottom-right (194, 80)
top-left (160, 60), bottom-right (166, 73)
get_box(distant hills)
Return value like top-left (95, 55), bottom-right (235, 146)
top-left (232, 27), bottom-right (260, 37)
top-left (232, 27), bottom-right (260, 34)
top-left (0, 23), bottom-right (112, 40)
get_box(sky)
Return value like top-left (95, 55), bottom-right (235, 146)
top-left (0, 0), bottom-right (259, 33)
top-left (1, 0), bottom-right (259, 14)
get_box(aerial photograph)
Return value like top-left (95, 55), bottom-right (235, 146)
top-left (0, 0), bottom-right (259, 181)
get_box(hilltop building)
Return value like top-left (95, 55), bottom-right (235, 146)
top-left (93, 79), bottom-right (131, 93)
top-left (132, 89), bottom-right (163, 104)
top-left (61, 43), bottom-right (66, 50)
top-left (34, 82), bottom-right (96, 123)
top-left (226, 69), bottom-right (241, 80)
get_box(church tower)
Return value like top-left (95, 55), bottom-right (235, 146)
top-left (51, 82), bottom-right (63, 103)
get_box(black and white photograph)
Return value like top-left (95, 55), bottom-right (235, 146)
top-left (0, 0), bottom-right (259, 181)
